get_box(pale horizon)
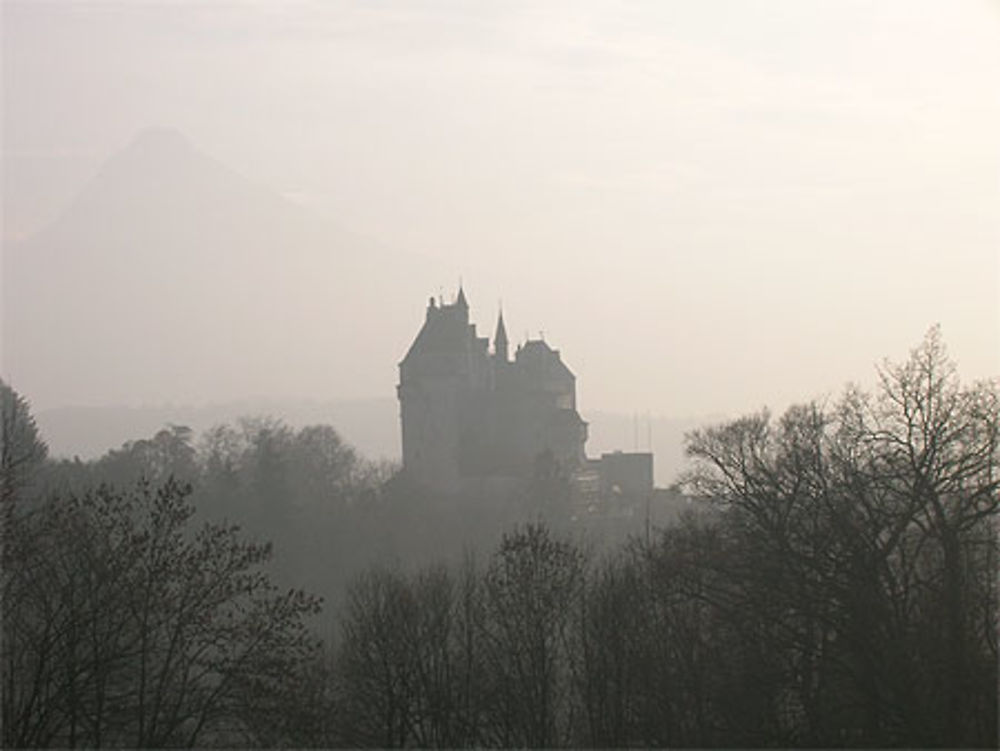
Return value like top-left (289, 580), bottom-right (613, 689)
top-left (3, 0), bottom-right (998, 422)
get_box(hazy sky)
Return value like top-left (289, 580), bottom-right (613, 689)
top-left (3, 0), bottom-right (999, 417)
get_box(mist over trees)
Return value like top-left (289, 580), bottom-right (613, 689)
top-left (2, 328), bottom-right (997, 748)
top-left (4, 480), bottom-right (321, 747)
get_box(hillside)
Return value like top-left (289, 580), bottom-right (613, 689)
top-left (2, 128), bottom-right (443, 409)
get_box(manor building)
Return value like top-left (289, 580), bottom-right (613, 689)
top-left (398, 288), bottom-right (588, 492)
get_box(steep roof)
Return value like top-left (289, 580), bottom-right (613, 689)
top-left (401, 302), bottom-right (470, 365)
top-left (516, 339), bottom-right (575, 380)
top-left (494, 309), bottom-right (508, 346)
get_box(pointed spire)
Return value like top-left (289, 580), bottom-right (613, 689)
top-left (494, 306), bottom-right (509, 362)
top-left (456, 283), bottom-right (468, 309)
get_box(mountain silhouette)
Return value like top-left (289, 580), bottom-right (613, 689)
top-left (2, 128), bottom-right (443, 408)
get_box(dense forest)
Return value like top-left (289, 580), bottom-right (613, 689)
top-left (2, 328), bottom-right (997, 748)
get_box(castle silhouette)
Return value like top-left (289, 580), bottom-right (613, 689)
top-left (398, 287), bottom-right (652, 497)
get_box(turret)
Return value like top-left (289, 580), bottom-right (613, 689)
top-left (494, 309), bottom-right (509, 362)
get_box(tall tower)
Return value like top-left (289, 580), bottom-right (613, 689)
top-left (397, 287), bottom-right (490, 491)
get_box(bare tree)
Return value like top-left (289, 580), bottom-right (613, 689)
top-left (683, 327), bottom-right (999, 747)
top-left (335, 567), bottom-right (421, 747)
top-left (2, 479), bottom-right (322, 748)
top-left (480, 524), bottom-right (586, 748)
top-left (838, 326), bottom-right (999, 744)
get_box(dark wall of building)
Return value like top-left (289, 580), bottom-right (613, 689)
top-left (598, 451), bottom-right (654, 497)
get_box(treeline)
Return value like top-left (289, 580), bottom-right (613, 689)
top-left (29, 415), bottom-right (585, 616)
top-left (2, 327), bottom-right (997, 747)
top-left (0, 386), bottom-right (596, 747)
top-left (326, 329), bottom-right (997, 748)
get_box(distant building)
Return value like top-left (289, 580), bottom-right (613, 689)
top-left (593, 451), bottom-right (654, 497)
top-left (397, 287), bottom-right (653, 498)
top-left (398, 288), bottom-right (586, 491)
